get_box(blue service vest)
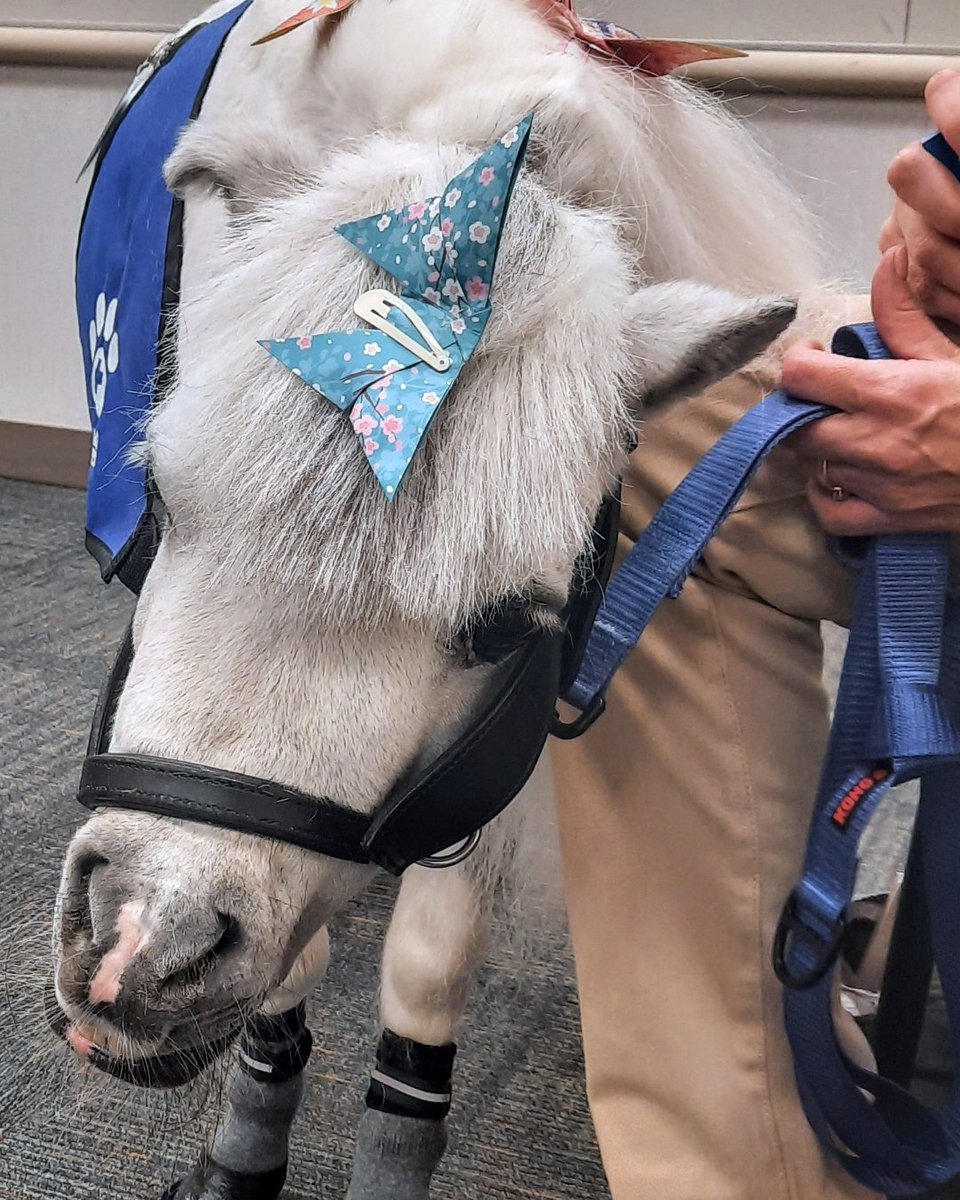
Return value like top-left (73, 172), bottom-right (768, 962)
top-left (76, 1), bottom-right (252, 592)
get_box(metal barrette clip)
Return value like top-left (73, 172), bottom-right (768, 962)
top-left (354, 289), bottom-right (452, 373)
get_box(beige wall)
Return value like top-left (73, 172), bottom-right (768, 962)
top-left (603, 0), bottom-right (958, 48)
top-left (0, 5), bottom-right (943, 431)
top-left (1, 0), bottom-right (957, 45)
top-left (0, 1), bottom-right (203, 32)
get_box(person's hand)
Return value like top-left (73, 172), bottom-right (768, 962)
top-left (785, 247), bottom-right (960, 535)
top-left (878, 70), bottom-right (960, 326)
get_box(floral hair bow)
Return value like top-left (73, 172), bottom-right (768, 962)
top-left (529, 1), bottom-right (744, 74)
top-left (260, 114), bottom-right (533, 498)
top-left (252, 0), bottom-right (745, 75)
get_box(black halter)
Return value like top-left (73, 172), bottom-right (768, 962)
top-left (77, 494), bottom-right (620, 876)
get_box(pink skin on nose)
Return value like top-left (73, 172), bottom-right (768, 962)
top-left (88, 901), bottom-right (148, 1005)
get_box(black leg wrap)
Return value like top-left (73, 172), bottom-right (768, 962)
top-left (238, 1001), bottom-right (313, 1083)
top-left (160, 1006), bottom-right (311, 1200)
top-left (161, 1155), bottom-right (287, 1200)
top-left (365, 1030), bottom-right (456, 1121)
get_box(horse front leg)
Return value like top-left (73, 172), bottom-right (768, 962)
top-left (347, 863), bottom-right (489, 1200)
top-left (163, 928), bottom-right (329, 1200)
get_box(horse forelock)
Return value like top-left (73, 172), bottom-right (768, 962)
top-left (147, 0), bottom-right (823, 632)
top-left (150, 132), bottom-right (634, 631)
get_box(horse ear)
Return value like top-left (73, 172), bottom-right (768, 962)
top-left (627, 282), bottom-right (797, 409)
top-left (164, 121), bottom-right (314, 214)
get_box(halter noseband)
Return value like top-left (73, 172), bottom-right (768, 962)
top-left (78, 620), bottom-right (565, 875)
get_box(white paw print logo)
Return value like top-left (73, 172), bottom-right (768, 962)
top-left (88, 291), bottom-right (120, 467)
top-left (89, 292), bottom-right (120, 417)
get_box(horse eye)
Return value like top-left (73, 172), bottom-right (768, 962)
top-left (449, 592), bottom-right (561, 668)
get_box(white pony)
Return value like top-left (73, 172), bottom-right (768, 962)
top-left (51, 1), bottom-right (835, 1196)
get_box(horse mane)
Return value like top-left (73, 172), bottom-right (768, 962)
top-left (146, 0), bottom-right (824, 634)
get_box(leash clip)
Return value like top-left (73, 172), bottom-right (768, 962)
top-left (773, 889), bottom-right (846, 991)
top-left (550, 694), bottom-right (606, 740)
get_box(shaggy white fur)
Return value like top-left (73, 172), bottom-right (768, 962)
top-left (55, 0), bottom-right (832, 1118)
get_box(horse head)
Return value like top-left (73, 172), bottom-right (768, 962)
top-left (53, 0), bottom-right (809, 1081)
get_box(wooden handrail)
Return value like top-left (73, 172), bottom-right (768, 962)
top-left (0, 25), bottom-right (958, 97)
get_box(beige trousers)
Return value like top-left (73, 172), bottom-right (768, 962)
top-left (552, 360), bottom-right (879, 1200)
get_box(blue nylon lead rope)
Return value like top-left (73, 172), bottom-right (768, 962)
top-left (563, 133), bottom-right (960, 1195)
top-left (562, 387), bottom-right (832, 712)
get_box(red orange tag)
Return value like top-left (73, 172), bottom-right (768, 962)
top-left (253, 0), bottom-right (746, 77)
top-left (252, 0), bottom-right (356, 46)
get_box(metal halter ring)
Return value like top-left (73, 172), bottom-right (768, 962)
top-left (820, 459), bottom-right (849, 503)
top-left (418, 831), bottom-right (482, 869)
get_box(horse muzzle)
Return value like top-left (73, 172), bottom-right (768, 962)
top-left (45, 983), bottom-right (237, 1088)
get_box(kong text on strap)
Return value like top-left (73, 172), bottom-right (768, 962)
top-left (561, 133), bottom-right (960, 1195)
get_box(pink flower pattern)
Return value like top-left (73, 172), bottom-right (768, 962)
top-left (261, 115), bottom-right (532, 499)
top-left (466, 277), bottom-right (490, 303)
top-left (352, 411), bottom-right (377, 437)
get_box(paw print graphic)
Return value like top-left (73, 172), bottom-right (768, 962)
top-left (89, 292), bottom-right (120, 419)
top-left (88, 292), bottom-right (119, 467)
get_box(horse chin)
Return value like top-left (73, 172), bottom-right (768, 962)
top-left (45, 984), bottom-right (238, 1089)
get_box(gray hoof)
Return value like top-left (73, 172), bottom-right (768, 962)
top-left (161, 1155), bottom-right (287, 1200)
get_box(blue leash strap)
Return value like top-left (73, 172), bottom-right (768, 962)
top-left (779, 527), bottom-right (960, 1194)
top-left (561, 130), bottom-right (960, 1194)
top-left (562, 389), bottom-right (832, 712)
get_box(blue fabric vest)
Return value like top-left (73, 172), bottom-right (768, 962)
top-left (76, 2), bottom-right (252, 592)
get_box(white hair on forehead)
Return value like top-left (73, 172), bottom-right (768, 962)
top-left (148, 0), bottom-right (822, 634)
top-left (152, 139), bottom-right (635, 631)
top-left (278, 0), bottom-right (823, 294)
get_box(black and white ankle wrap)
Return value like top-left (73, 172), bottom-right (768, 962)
top-left (366, 1031), bottom-right (456, 1121)
top-left (238, 1003), bottom-right (313, 1084)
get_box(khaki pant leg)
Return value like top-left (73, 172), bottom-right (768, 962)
top-left (552, 361), bottom-right (876, 1200)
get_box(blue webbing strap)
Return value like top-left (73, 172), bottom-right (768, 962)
top-left (562, 133), bottom-right (960, 1196)
top-left (779, 529), bottom-right (960, 1195)
top-left (563, 389), bottom-right (831, 712)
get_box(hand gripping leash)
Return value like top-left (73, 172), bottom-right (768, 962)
top-left (563, 133), bottom-right (960, 1197)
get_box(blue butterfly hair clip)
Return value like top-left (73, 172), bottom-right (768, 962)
top-left (260, 113), bottom-right (534, 498)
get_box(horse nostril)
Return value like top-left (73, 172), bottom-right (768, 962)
top-left (62, 852), bottom-right (108, 938)
top-left (155, 911), bottom-right (241, 998)
top-left (213, 911), bottom-right (242, 955)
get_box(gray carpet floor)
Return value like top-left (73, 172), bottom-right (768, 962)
top-left (0, 479), bottom-right (604, 1200)
top-left (0, 478), bottom-right (930, 1200)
